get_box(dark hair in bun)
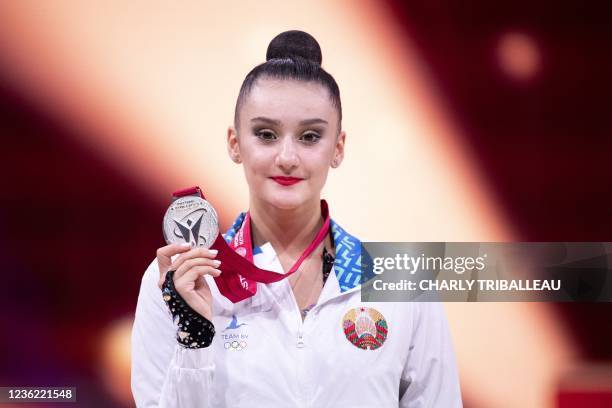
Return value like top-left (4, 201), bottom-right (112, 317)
top-left (266, 30), bottom-right (322, 65)
top-left (234, 30), bottom-right (342, 131)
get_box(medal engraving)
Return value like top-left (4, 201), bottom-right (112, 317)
top-left (163, 196), bottom-right (219, 248)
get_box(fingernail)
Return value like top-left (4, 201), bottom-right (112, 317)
top-left (213, 260), bottom-right (221, 267)
top-left (214, 268), bottom-right (222, 275)
top-left (209, 249), bottom-right (219, 256)
top-left (181, 242), bottom-right (191, 248)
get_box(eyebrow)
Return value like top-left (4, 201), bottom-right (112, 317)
top-left (250, 116), bottom-right (328, 126)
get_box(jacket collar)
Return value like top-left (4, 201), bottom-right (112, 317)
top-left (223, 213), bottom-right (362, 292)
top-left (328, 219), bottom-right (362, 292)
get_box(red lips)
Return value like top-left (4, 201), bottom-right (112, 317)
top-left (271, 176), bottom-right (303, 186)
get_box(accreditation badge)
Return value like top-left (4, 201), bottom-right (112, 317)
top-left (342, 307), bottom-right (388, 350)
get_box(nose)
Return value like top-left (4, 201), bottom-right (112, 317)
top-left (275, 136), bottom-right (299, 172)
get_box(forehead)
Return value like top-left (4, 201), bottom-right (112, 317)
top-left (240, 78), bottom-right (337, 126)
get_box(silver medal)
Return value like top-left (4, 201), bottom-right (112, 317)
top-left (163, 195), bottom-right (219, 248)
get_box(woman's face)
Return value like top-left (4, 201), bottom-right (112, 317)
top-left (228, 78), bottom-right (345, 210)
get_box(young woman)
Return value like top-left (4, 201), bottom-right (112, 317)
top-left (131, 30), bottom-right (462, 407)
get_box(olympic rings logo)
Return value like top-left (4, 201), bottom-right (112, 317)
top-left (224, 340), bottom-right (247, 351)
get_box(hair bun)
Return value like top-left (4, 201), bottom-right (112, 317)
top-left (266, 30), bottom-right (322, 66)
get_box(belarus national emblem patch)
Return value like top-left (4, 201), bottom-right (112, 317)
top-left (342, 307), bottom-right (388, 350)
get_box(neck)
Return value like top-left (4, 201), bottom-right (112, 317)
top-left (249, 196), bottom-right (324, 257)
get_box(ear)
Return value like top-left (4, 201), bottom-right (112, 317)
top-left (331, 130), bottom-right (346, 168)
top-left (227, 126), bottom-right (242, 164)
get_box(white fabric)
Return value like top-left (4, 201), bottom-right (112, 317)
top-left (131, 243), bottom-right (462, 407)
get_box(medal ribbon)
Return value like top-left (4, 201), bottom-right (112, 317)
top-left (172, 187), bottom-right (330, 303)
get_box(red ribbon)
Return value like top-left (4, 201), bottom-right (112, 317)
top-left (172, 187), bottom-right (330, 303)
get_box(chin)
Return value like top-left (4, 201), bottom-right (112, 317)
top-left (269, 196), bottom-right (305, 210)
top-left (264, 189), bottom-right (310, 211)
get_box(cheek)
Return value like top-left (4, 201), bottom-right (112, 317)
top-left (239, 145), bottom-right (273, 181)
top-left (303, 150), bottom-right (332, 181)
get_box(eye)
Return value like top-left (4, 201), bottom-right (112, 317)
top-left (255, 129), bottom-right (277, 142)
top-left (300, 132), bottom-right (321, 144)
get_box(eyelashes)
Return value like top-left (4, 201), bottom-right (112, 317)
top-left (254, 129), bottom-right (276, 142)
top-left (300, 132), bottom-right (322, 143)
top-left (253, 128), bottom-right (322, 144)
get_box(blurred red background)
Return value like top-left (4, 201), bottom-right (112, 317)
top-left (0, 1), bottom-right (611, 407)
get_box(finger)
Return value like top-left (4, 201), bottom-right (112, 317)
top-left (194, 272), bottom-right (213, 292)
top-left (157, 243), bottom-right (192, 267)
top-left (187, 265), bottom-right (222, 281)
top-left (170, 247), bottom-right (219, 272)
top-left (175, 266), bottom-right (222, 292)
top-left (156, 243), bottom-right (192, 288)
top-left (174, 258), bottom-right (222, 280)
top-left (175, 268), bottom-right (216, 320)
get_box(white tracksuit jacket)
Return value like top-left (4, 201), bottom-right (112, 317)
top-left (131, 216), bottom-right (462, 407)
